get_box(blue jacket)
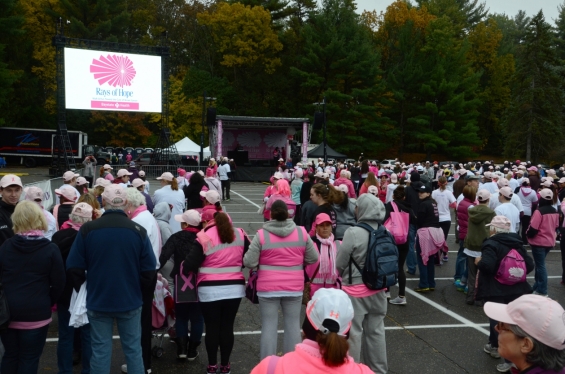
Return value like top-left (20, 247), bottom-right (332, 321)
top-left (66, 210), bottom-right (156, 313)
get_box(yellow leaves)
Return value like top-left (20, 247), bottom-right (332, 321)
top-left (197, 3), bottom-right (283, 74)
top-left (467, 19), bottom-right (503, 70)
top-left (91, 112), bottom-right (152, 147)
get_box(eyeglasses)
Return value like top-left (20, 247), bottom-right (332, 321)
top-left (495, 322), bottom-right (512, 334)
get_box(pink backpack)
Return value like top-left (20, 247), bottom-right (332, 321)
top-left (383, 201), bottom-right (409, 244)
top-left (495, 249), bottom-right (527, 285)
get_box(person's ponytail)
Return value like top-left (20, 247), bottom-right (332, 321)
top-left (214, 212), bottom-right (234, 244)
top-left (170, 178), bottom-right (179, 191)
top-left (316, 331), bottom-right (349, 367)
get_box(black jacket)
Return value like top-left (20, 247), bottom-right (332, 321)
top-left (384, 199), bottom-right (417, 226)
top-left (417, 197), bottom-right (440, 228)
top-left (0, 235), bottom-right (65, 322)
top-left (183, 182), bottom-right (205, 209)
top-left (159, 230), bottom-right (204, 279)
top-left (51, 228), bottom-right (79, 307)
top-left (405, 182), bottom-right (423, 218)
top-left (476, 233), bottom-right (534, 300)
top-left (300, 181), bottom-right (313, 206)
top-left (0, 200), bottom-right (15, 246)
top-left (51, 204), bottom-right (74, 228)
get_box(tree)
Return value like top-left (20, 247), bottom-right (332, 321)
top-left (91, 112), bottom-right (152, 147)
top-left (502, 11), bottom-right (564, 162)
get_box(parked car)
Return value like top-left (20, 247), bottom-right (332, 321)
top-left (439, 161), bottom-right (459, 168)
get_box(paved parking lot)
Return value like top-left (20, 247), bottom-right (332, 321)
top-left (28, 179), bottom-right (565, 373)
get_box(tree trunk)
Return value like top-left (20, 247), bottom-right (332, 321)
top-left (526, 78), bottom-right (534, 161)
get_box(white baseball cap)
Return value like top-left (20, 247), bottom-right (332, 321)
top-left (63, 171), bottom-right (79, 181)
top-left (174, 209), bottom-right (202, 226)
top-left (93, 178), bottom-right (111, 188)
top-left (199, 190), bottom-right (221, 204)
top-left (156, 172), bottom-right (174, 181)
top-left (117, 169), bottom-right (133, 178)
top-left (0, 174), bottom-right (22, 188)
top-left (131, 178), bottom-right (149, 189)
top-left (305, 288), bottom-right (354, 336)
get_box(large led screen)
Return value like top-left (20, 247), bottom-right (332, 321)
top-left (64, 47), bottom-right (162, 112)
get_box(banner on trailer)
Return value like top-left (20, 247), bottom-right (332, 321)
top-left (221, 129), bottom-right (287, 160)
top-left (64, 47), bottom-right (162, 113)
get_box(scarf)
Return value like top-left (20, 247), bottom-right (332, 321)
top-left (314, 233), bottom-right (338, 284)
top-left (183, 227), bottom-right (200, 233)
top-left (129, 205), bottom-right (147, 219)
top-left (61, 219), bottom-right (83, 231)
top-left (18, 230), bottom-right (44, 237)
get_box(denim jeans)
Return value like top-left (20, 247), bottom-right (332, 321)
top-left (406, 224), bottom-right (418, 274)
top-left (175, 302), bottom-right (204, 343)
top-left (57, 304), bottom-right (92, 374)
top-left (0, 325), bottom-right (49, 374)
top-left (531, 246), bottom-right (552, 295)
top-left (416, 240), bottom-right (436, 289)
top-left (454, 240), bottom-right (468, 283)
top-left (87, 307), bottom-right (144, 374)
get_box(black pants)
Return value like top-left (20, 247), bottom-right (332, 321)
top-left (141, 274), bottom-right (158, 371)
top-left (200, 298), bottom-right (241, 366)
top-left (560, 228), bottom-right (565, 283)
top-left (221, 180), bottom-right (231, 200)
top-left (439, 221), bottom-right (451, 240)
top-left (397, 242), bottom-right (409, 297)
top-left (520, 215), bottom-right (531, 244)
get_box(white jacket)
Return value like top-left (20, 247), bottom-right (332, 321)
top-left (132, 210), bottom-right (162, 269)
top-left (152, 186), bottom-right (185, 233)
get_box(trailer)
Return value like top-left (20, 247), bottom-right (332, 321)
top-left (0, 127), bottom-right (88, 167)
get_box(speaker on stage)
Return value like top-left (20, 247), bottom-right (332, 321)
top-left (206, 107), bottom-right (217, 127)
top-left (313, 112), bottom-right (325, 130)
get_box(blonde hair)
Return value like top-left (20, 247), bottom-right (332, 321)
top-left (12, 200), bottom-right (47, 233)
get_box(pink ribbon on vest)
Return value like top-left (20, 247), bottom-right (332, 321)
top-left (179, 263), bottom-right (195, 291)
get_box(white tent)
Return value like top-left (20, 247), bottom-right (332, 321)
top-left (174, 137), bottom-right (211, 158)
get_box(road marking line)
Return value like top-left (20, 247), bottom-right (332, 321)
top-left (231, 190), bottom-right (262, 209)
top-left (404, 276), bottom-right (561, 281)
top-left (44, 323), bottom-right (492, 342)
top-left (405, 288), bottom-right (490, 335)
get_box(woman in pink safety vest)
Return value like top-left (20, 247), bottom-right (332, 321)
top-left (184, 209), bottom-right (250, 374)
top-left (243, 200), bottom-right (319, 361)
top-left (265, 179), bottom-right (297, 219)
top-left (305, 213), bottom-right (342, 297)
top-left (262, 173), bottom-right (283, 221)
top-left (250, 288), bottom-right (373, 374)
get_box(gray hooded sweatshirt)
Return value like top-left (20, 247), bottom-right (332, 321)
top-left (153, 202), bottom-right (173, 246)
top-left (336, 193), bottom-right (386, 286)
top-left (244, 219), bottom-right (319, 269)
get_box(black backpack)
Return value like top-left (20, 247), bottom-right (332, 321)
top-left (349, 223), bottom-right (399, 290)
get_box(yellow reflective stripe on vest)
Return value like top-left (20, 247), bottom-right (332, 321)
top-left (260, 227), bottom-right (305, 250)
top-left (259, 264), bottom-right (303, 271)
top-left (199, 266), bottom-right (242, 274)
top-left (205, 230), bottom-right (244, 256)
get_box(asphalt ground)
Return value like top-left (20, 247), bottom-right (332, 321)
top-left (8, 168), bottom-right (564, 374)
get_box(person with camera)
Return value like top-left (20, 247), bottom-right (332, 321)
top-left (82, 154), bottom-right (97, 186)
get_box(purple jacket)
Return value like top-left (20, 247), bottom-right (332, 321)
top-left (457, 198), bottom-right (473, 240)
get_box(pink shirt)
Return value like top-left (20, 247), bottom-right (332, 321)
top-left (342, 284), bottom-right (381, 298)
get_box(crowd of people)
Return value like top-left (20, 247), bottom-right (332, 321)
top-left (0, 155), bottom-right (564, 374)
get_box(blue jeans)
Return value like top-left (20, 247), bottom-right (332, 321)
top-left (87, 307), bottom-right (144, 374)
top-left (0, 325), bottom-right (49, 374)
top-left (175, 302), bottom-right (204, 343)
top-left (416, 240), bottom-right (436, 289)
top-left (406, 224), bottom-right (418, 274)
top-left (531, 246), bottom-right (551, 295)
top-left (57, 304), bottom-right (92, 374)
top-left (454, 240), bottom-right (468, 283)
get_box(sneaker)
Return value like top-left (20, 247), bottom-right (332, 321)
top-left (219, 364), bottom-right (231, 374)
top-left (533, 291), bottom-right (548, 297)
top-left (385, 291), bottom-right (391, 299)
top-left (484, 343), bottom-right (501, 358)
top-left (496, 362), bottom-right (513, 372)
top-left (464, 286), bottom-right (468, 294)
top-left (443, 255), bottom-right (449, 261)
top-left (414, 287), bottom-right (429, 292)
top-left (226, 198), bottom-right (231, 201)
top-left (206, 365), bottom-right (218, 374)
top-left (429, 287), bottom-right (435, 291)
top-left (389, 296), bottom-right (407, 305)
top-left (454, 280), bottom-right (466, 292)
top-left (121, 365), bottom-right (127, 373)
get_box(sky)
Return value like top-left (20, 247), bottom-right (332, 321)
top-left (354, 0), bottom-right (564, 25)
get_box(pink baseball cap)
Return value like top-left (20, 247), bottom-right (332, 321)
top-left (527, 166), bottom-right (538, 172)
top-left (177, 168), bottom-right (186, 176)
top-left (103, 164), bottom-right (113, 170)
top-left (484, 294), bottom-right (565, 350)
top-left (497, 178), bottom-right (509, 188)
top-left (76, 177), bottom-right (89, 186)
top-left (156, 172), bottom-right (174, 181)
top-left (174, 209), bottom-right (202, 226)
top-left (314, 213), bottom-right (332, 227)
top-left (390, 173), bottom-right (398, 183)
top-left (336, 184), bottom-right (348, 193)
top-left (102, 185), bottom-right (128, 206)
top-left (117, 169), bottom-right (133, 178)
top-left (477, 189), bottom-right (491, 202)
top-left (131, 178), bottom-right (148, 189)
top-left (559, 177), bottom-right (565, 184)
top-left (306, 288), bottom-right (354, 336)
top-left (201, 207), bottom-right (218, 222)
top-left (368, 185), bottom-right (378, 195)
top-left (55, 187), bottom-right (77, 202)
top-left (71, 202), bottom-right (93, 218)
top-left (541, 180), bottom-right (553, 188)
top-left (0, 174), bottom-right (22, 188)
top-left (540, 189), bottom-right (553, 200)
top-left (274, 172), bottom-right (284, 180)
top-left (499, 187), bottom-right (513, 199)
top-left (63, 171), bottom-right (79, 181)
top-left (522, 177), bottom-right (530, 185)
top-left (24, 186), bottom-right (43, 202)
top-left (200, 190), bottom-right (221, 204)
top-left (486, 215), bottom-right (511, 230)
top-left (93, 178), bottom-right (111, 188)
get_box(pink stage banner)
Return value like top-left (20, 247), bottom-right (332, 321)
top-left (222, 129), bottom-right (287, 159)
top-left (91, 101), bottom-right (139, 110)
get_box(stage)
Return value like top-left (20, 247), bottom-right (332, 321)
top-left (234, 166), bottom-right (277, 182)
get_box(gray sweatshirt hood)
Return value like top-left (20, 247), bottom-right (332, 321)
top-left (356, 193), bottom-right (385, 223)
top-left (153, 202), bottom-right (172, 223)
top-left (262, 219), bottom-right (298, 237)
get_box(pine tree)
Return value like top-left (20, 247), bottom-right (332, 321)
top-left (502, 11), bottom-right (564, 162)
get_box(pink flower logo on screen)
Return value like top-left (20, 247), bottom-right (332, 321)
top-left (89, 54), bottom-right (136, 87)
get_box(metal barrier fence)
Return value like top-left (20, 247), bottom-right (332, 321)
top-left (99, 165), bottom-right (204, 178)
top-left (23, 177), bottom-right (63, 211)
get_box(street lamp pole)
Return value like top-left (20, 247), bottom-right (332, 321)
top-left (322, 97), bottom-right (327, 164)
top-left (200, 90), bottom-right (206, 167)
